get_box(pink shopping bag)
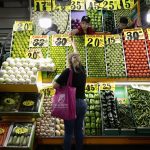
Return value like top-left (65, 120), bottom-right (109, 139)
top-left (51, 69), bottom-right (76, 120)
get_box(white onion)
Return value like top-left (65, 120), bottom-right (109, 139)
top-left (23, 75), bottom-right (29, 80)
top-left (25, 67), bottom-right (30, 73)
top-left (5, 78), bottom-right (12, 83)
top-left (23, 62), bottom-right (28, 68)
top-left (21, 58), bottom-right (26, 63)
top-left (10, 74), bottom-right (15, 80)
top-left (0, 78), bottom-right (4, 83)
top-left (19, 67), bottom-right (24, 72)
top-left (20, 70), bottom-right (26, 76)
top-left (8, 70), bottom-right (14, 75)
top-left (14, 58), bottom-right (21, 63)
top-left (12, 78), bottom-right (18, 84)
top-left (16, 62), bottom-right (22, 68)
top-left (18, 78), bottom-right (25, 84)
top-left (26, 58), bottom-right (32, 63)
top-left (26, 78), bottom-right (31, 84)
top-left (32, 67), bottom-right (38, 74)
top-left (27, 71), bottom-right (33, 77)
top-left (2, 61), bottom-right (9, 68)
top-left (29, 63), bottom-right (35, 68)
top-left (0, 70), bottom-right (6, 76)
top-left (3, 74), bottom-right (9, 79)
top-left (6, 66), bottom-right (12, 71)
top-left (30, 75), bottom-right (36, 83)
top-left (9, 61), bottom-right (16, 67)
top-left (6, 57), bottom-right (14, 63)
top-left (12, 67), bottom-right (18, 72)
top-left (16, 74), bottom-right (22, 79)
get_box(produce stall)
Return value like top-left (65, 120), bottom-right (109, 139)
top-left (0, 0), bottom-right (150, 149)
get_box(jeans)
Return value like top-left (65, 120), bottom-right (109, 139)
top-left (64, 99), bottom-right (87, 150)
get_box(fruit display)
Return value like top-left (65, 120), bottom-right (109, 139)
top-left (87, 47), bottom-right (106, 77)
top-left (71, 19), bottom-right (80, 29)
top-left (100, 91), bottom-right (120, 129)
top-left (87, 9), bottom-right (103, 32)
top-left (6, 123), bottom-right (33, 147)
top-left (114, 9), bottom-right (131, 27)
top-left (0, 93), bottom-right (20, 112)
top-left (0, 123), bottom-right (10, 146)
top-left (123, 39), bottom-right (150, 77)
top-left (31, 10), bottom-right (70, 35)
top-left (128, 87), bottom-right (150, 127)
top-left (103, 10), bottom-right (115, 33)
top-left (105, 43), bottom-right (126, 77)
top-left (55, 118), bottom-right (64, 136)
top-left (84, 84), bottom-right (101, 136)
top-left (36, 95), bottom-right (55, 137)
top-left (48, 36), bottom-right (67, 74)
top-left (11, 30), bottom-right (33, 58)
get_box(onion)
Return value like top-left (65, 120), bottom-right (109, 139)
top-left (25, 79), bottom-right (31, 84)
top-left (32, 67), bottom-right (38, 74)
top-left (25, 67), bottom-right (30, 73)
top-left (5, 78), bottom-right (12, 83)
top-left (14, 58), bottom-right (21, 63)
top-left (0, 70), bottom-right (6, 76)
top-left (16, 62), bottom-right (22, 68)
top-left (12, 67), bottom-right (18, 72)
top-left (6, 66), bottom-right (12, 71)
top-left (8, 70), bottom-right (14, 75)
top-left (19, 67), bottom-right (24, 72)
top-left (10, 74), bottom-right (15, 80)
top-left (23, 75), bottom-right (29, 80)
top-left (30, 75), bottom-right (36, 83)
top-left (29, 63), bottom-right (35, 68)
top-left (2, 61), bottom-right (9, 68)
top-left (9, 61), bottom-right (16, 67)
top-left (6, 57), bottom-right (14, 63)
top-left (16, 74), bottom-right (22, 79)
top-left (3, 74), bottom-right (9, 79)
top-left (18, 78), bottom-right (25, 84)
top-left (20, 70), bottom-right (26, 76)
top-left (0, 78), bottom-right (4, 83)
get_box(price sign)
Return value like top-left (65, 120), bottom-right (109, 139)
top-left (100, 83), bottom-right (115, 91)
top-left (28, 48), bottom-right (43, 59)
top-left (85, 83), bottom-right (98, 92)
top-left (34, 0), bottom-right (51, 11)
top-left (106, 34), bottom-right (121, 44)
top-left (99, 0), bottom-right (118, 10)
top-left (0, 128), bottom-right (5, 135)
top-left (13, 21), bottom-right (33, 31)
top-left (4, 98), bottom-right (15, 105)
top-left (15, 127), bottom-right (28, 134)
top-left (71, 0), bottom-right (85, 10)
top-left (122, 0), bottom-right (134, 9)
top-left (85, 35), bottom-right (104, 47)
top-left (29, 35), bottom-right (49, 47)
top-left (86, 0), bottom-right (101, 10)
top-left (52, 34), bottom-right (71, 46)
top-left (147, 28), bottom-right (150, 40)
top-left (23, 100), bottom-right (35, 107)
top-left (124, 28), bottom-right (144, 40)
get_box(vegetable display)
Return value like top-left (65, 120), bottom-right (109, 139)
top-left (128, 87), bottom-right (150, 127)
top-left (11, 31), bottom-right (33, 58)
top-left (105, 43), bottom-right (126, 77)
top-left (7, 123), bottom-right (33, 147)
top-left (123, 39), bottom-right (150, 77)
top-left (87, 47), bottom-right (106, 77)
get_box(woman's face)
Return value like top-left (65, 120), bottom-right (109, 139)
top-left (71, 55), bottom-right (80, 67)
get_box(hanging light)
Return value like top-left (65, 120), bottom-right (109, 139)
top-left (39, 11), bottom-right (52, 29)
top-left (146, 9), bottom-right (150, 23)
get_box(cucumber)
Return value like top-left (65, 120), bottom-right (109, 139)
top-left (7, 136), bottom-right (13, 145)
top-left (22, 136), bottom-right (27, 146)
top-left (16, 136), bottom-right (20, 146)
top-left (20, 135), bottom-right (24, 146)
top-left (12, 135), bottom-right (18, 145)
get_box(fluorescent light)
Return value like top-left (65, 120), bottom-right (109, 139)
top-left (146, 9), bottom-right (150, 23)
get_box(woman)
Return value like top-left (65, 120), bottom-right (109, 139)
top-left (52, 52), bottom-right (87, 150)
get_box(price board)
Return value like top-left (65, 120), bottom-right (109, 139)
top-left (147, 28), bottom-right (150, 40)
top-left (4, 98), bottom-right (15, 105)
top-left (71, 0), bottom-right (85, 10)
top-left (100, 83), bottom-right (115, 91)
top-left (34, 0), bottom-right (51, 11)
top-left (52, 34), bottom-right (71, 46)
top-left (23, 100), bottom-right (35, 107)
top-left (85, 34), bottom-right (104, 47)
top-left (13, 21), bottom-right (33, 31)
top-left (85, 83), bottom-right (99, 92)
top-left (15, 127), bottom-right (28, 134)
top-left (28, 48), bottom-right (43, 59)
top-left (105, 34), bottom-right (121, 44)
top-left (124, 28), bottom-right (144, 40)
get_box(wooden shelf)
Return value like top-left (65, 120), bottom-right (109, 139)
top-left (37, 136), bottom-right (150, 145)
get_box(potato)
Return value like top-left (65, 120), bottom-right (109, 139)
top-left (55, 130), bottom-right (61, 136)
top-left (56, 118), bottom-right (60, 124)
top-left (56, 124), bottom-right (61, 130)
top-left (60, 119), bottom-right (64, 124)
top-left (60, 124), bottom-right (64, 130)
top-left (60, 130), bottom-right (64, 136)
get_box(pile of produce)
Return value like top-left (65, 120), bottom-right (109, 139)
top-left (0, 93), bottom-right (20, 112)
top-left (87, 47), bottom-right (106, 77)
top-left (123, 39), bottom-right (150, 77)
top-left (7, 123), bottom-right (32, 146)
top-left (103, 10), bottom-right (115, 33)
top-left (0, 123), bottom-right (10, 146)
top-left (87, 9), bottom-right (103, 32)
top-left (11, 31), bottom-right (33, 58)
top-left (100, 91), bottom-right (120, 129)
top-left (71, 19), bottom-right (80, 29)
top-left (36, 95), bottom-right (55, 137)
top-left (128, 87), bottom-right (150, 127)
top-left (55, 118), bottom-right (64, 136)
top-left (84, 84), bottom-right (101, 136)
top-left (105, 43), bottom-right (126, 77)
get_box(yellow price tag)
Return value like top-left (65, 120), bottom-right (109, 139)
top-left (123, 28), bottom-right (144, 40)
top-left (85, 35), bottom-right (104, 47)
top-left (4, 98), bottom-right (15, 105)
top-left (0, 128), bottom-right (5, 135)
top-left (99, 0), bottom-right (118, 10)
top-left (122, 0), bottom-right (134, 9)
top-left (147, 28), bottom-right (150, 40)
top-left (106, 34), bottom-right (121, 44)
top-left (85, 83), bottom-right (98, 92)
top-left (100, 83), bottom-right (115, 91)
top-left (13, 21), bottom-right (33, 31)
top-left (71, 0), bottom-right (85, 10)
top-left (23, 100), bottom-right (35, 107)
top-left (34, 0), bottom-right (51, 11)
top-left (28, 48), bottom-right (43, 59)
top-left (52, 34), bottom-right (71, 46)
top-left (15, 127), bottom-right (28, 134)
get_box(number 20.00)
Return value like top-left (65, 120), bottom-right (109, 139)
top-left (87, 38), bottom-right (100, 47)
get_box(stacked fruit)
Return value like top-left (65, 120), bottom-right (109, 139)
top-left (84, 84), bottom-right (101, 136)
top-left (11, 31), bottom-right (33, 58)
top-left (7, 123), bottom-right (32, 146)
top-left (100, 90), bottom-right (120, 129)
top-left (123, 39), bottom-right (150, 77)
top-left (71, 19), bottom-right (80, 29)
top-left (48, 37), bottom-right (66, 74)
top-left (87, 9), bottom-right (103, 32)
top-left (114, 10), bottom-right (131, 27)
top-left (55, 118), bottom-right (64, 136)
top-left (87, 47), bottom-right (106, 77)
top-left (105, 43), bottom-right (126, 77)
top-left (0, 123), bottom-right (10, 146)
top-left (103, 10), bottom-right (115, 33)
top-left (36, 95), bottom-right (55, 137)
